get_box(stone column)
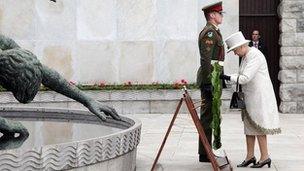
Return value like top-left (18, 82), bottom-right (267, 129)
top-left (279, 0), bottom-right (304, 113)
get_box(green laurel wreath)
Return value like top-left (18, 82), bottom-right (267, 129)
top-left (210, 62), bottom-right (222, 150)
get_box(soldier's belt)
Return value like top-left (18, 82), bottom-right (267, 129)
top-left (211, 60), bottom-right (224, 66)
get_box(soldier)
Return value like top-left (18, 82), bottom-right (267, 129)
top-left (197, 1), bottom-right (225, 162)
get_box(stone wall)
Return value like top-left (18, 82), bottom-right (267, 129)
top-left (279, 0), bottom-right (304, 113)
top-left (0, 0), bottom-right (239, 85)
top-left (0, 89), bottom-right (233, 114)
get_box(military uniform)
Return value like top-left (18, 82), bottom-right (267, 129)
top-left (196, 1), bottom-right (225, 162)
top-left (197, 22), bottom-right (224, 86)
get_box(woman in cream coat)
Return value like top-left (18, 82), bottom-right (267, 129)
top-left (221, 32), bottom-right (281, 168)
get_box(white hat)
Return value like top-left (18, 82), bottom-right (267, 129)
top-left (225, 31), bottom-right (250, 52)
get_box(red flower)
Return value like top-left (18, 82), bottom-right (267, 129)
top-left (181, 79), bottom-right (188, 85)
top-left (99, 81), bottom-right (106, 87)
top-left (124, 81), bottom-right (132, 86)
top-left (172, 81), bottom-right (182, 89)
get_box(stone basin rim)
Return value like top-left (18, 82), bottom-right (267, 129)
top-left (0, 106), bottom-right (139, 129)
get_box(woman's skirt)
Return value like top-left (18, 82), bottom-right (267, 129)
top-left (241, 109), bottom-right (281, 135)
top-left (243, 116), bottom-right (265, 135)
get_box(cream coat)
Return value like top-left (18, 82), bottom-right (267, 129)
top-left (230, 48), bottom-right (280, 132)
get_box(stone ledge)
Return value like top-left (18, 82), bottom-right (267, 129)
top-left (0, 88), bottom-right (234, 114)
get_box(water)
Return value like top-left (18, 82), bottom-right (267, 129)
top-left (0, 120), bottom-right (122, 150)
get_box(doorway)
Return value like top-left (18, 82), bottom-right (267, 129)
top-left (239, 0), bottom-right (281, 106)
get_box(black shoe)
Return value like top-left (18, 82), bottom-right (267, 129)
top-left (237, 156), bottom-right (256, 167)
top-left (199, 154), bottom-right (210, 162)
top-left (250, 158), bottom-right (271, 168)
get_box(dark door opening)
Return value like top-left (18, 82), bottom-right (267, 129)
top-left (239, 0), bottom-right (281, 107)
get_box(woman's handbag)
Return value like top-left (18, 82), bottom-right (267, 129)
top-left (230, 76), bottom-right (246, 109)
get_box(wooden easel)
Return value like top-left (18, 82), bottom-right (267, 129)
top-left (151, 87), bottom-right (233, 171)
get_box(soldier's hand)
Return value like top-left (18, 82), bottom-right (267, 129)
top-left (86, 100), bottom-right (121, 121)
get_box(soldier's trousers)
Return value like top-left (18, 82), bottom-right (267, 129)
top-left (198, 87), bottom-right (213, 156)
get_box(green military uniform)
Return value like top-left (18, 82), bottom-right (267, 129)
top-left (197, 22), bottom-right (225, 159)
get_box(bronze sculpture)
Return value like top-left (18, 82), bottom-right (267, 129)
top-left (0, 34), bottom-right (121, 138)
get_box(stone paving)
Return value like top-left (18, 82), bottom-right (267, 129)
top-left (130, 113), bottom-right (304, 171)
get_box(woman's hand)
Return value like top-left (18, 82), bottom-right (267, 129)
top-left (219, 74), bottom-right (231, 81)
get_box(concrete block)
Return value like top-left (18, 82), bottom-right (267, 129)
top-left (297, 102), bottom-right (304, 113)
top-left (35, 91), bottom-right (55, 102)
top-left (278, 70), bottom-right (297, 83)
top-left (119, 41), bottom-right (154, 83)
top-left (105, 101), bottom-right (124, 115)
top-left (67, 102), bottom-right (86, 110)
top-left (123, 91), bottom-right (151, 100)
top-left (117, 0), bottom-right (156, 40)
top-left (0, 1), bottom-right (36, 39)
top-left (42, 45), bottom-right (73, 80)
top-left (281, 19), bottom-right (297, 33)
top-left (110, 90), bottom-right (151, 101)
top-left (280, 84), bottom-right (297, 101)
top-left (282, 1), bottom-right (304, 13)
top-left (158, 41), bottom-right (198, 83)
top-left (163, 90), bottom-right (184, 100)
top-left (156, 0), bottom-right (197, 39)
top-left (35, 0), bottom-right (76, 41)
top-left (74, 41), bottom-right (118, 83)
top-left (0, 92), bottom-right (16, 103)
top-left (53, 93), bottom-right (71, 102)
top-left (297, 19), bottom-right (304, 32)
top-left (122, 101), bottom-right (150, 114)
top-left (39, 102), bottom-right (69, 109)
top-left (297, 84), bottom-right (304, 101)
top-left (281, 11), bottom-right (304, 19)
top-left (150, 100), bottom-right (188, 114)
top-left (281, 33), bottom-right (304, 47)
top-left (280, 84), bottom-right (304, 101)
top-left (150, 90), bottom-right (168, 100)
top-left (298, 70), bottom-right (304, 83)
top-left (279, 101), bottom-right (297, 113)
top-left (84, 91), bottom-right (110, 101)
top-left (77, 0), bottom-right (116, 40)
top-left (281, 47), bottom-right (304, 56)
top-left (280, 56), bottom-right (304, 69)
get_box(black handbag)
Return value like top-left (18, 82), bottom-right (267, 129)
top-left (230, 76), bottom-right (246, 109)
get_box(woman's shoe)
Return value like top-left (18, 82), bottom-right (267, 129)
top-left (250, 158), bottom-right (271, 168)
top-left (237, 156), bottom-right (257, 167)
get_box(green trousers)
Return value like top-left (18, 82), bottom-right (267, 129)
top-left (198, 87), bottom-right (213, 156)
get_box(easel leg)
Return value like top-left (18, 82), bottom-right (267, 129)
top-left (150, 98), bottom-right (184, 171)
top-left (183, 94), bottom-right (219, 171)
